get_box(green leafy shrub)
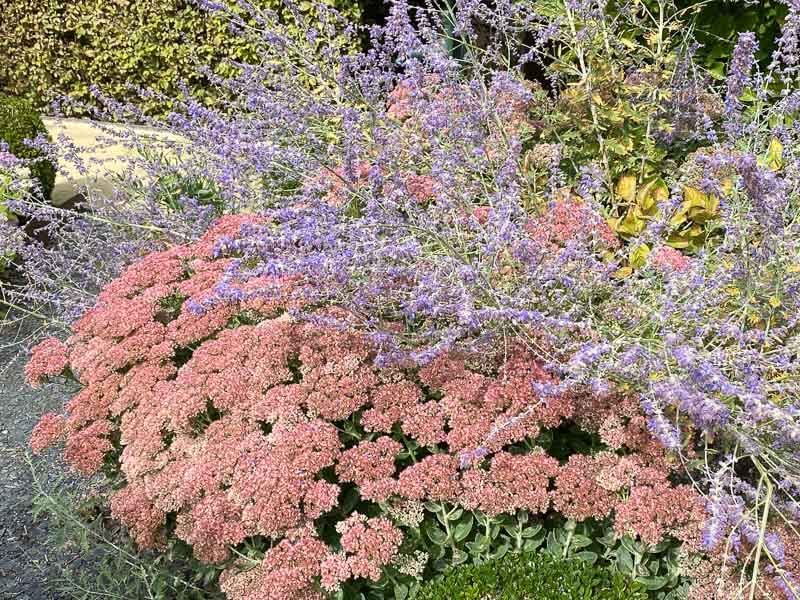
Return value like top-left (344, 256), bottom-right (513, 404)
top-left (0, 0), bottom-right (363, 117)
top-left (0, 95), bottom-right (55, 200)
top-left (415, 551), bottom-right (648, 600)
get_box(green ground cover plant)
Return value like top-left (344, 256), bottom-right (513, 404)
top-left (415, 550), bottom-right (648, 600)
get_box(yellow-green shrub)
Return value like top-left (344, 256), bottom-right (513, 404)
top-left (0, 0), bottom-right (362, 117)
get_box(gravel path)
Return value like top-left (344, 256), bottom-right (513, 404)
top-left (0, 322), bottom-right (75, 600)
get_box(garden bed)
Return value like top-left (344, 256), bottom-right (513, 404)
top-left (2, 1), bottom-right (800, 599)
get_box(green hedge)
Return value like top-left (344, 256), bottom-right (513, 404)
top-left (415, 551), bottom-right (648, 600)
top-left (0, 0), bottom-right (363, 117)
top-left (0, 95), bottom-right (56, 200)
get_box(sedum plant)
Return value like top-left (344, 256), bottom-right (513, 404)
top-left (26, 215), bottom-right (706, 599)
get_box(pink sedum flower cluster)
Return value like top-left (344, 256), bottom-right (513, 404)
top-left (525, 196), bottom-right (621, 251)
top-left (25, 337), bottom-right (69, 389)
top-left (28, 214), bottom-right (706, 599)
top-left (220, 529), bottom-right (330, 600)
top-left (322, 513), bottom-right (403, 589)
top-left (319, 160), bottom-right (435, 209)
top-left (29, 412), bottom-right (66, 453)
top-left (650, 245), bottom-right (692, 274)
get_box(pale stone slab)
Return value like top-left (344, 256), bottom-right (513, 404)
top-left (43, 118), bottom-right (184, 206)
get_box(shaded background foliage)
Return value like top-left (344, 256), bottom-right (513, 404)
top-left (675, 0), bottom-right (788, 76)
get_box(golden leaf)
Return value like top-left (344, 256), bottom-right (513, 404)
top-left (766, 137), bottom-right (784, 171)
top-left (629, 243), bottom-right (651, 269)
top-left (616, 174), bottom-right (638, 204)
top-left (747, 313), bottom-right (762, 327)
top-left (636, 177), bottom-right (668, 213)
top-left (666, 235), bottom-right (690, 249)
top-left (721, 177), bottom-right (734, 195)
top-left (669, 208), bottom-right (689, 228)
top-left (682, 186), bottom-right (708, 208)
top-left (687, 223), bottom-right (704, 237)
